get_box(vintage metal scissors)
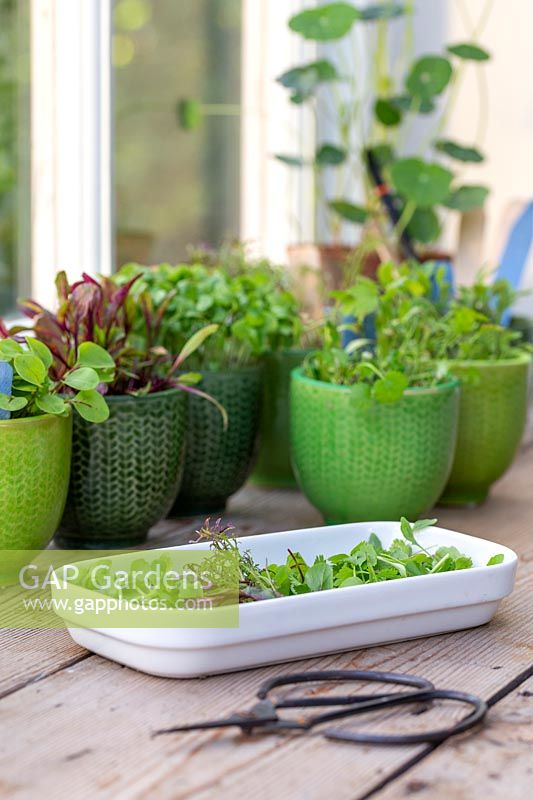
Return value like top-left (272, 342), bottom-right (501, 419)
top-left (153, 669), bottom-right (487, 745)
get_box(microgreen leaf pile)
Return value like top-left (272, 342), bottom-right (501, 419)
top-left (71, 517), bottom-right (505, 607)
top-left (192, 517), bottom-right (504, 603)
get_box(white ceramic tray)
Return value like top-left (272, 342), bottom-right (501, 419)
top-left (60, 521), bottom-right (517, 678)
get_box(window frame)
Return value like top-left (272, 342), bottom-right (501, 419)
top-left (240, 0), bottom-right (315, 263)
top-left (28, 0), bottom-right (311, 309)
top-left (30, 0), bottom-right (112, 310)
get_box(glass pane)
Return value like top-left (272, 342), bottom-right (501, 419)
top-left (113, 0), bottom-right (241, 269)
top-left (0, 0), bottom-right (30, 315)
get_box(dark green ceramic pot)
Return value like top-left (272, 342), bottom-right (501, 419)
top-left (250, 349), bottom-right (310, 489)
top-left (170, 367), bottom-right (263, 516)
top-left (291, 369), bottom-right (460, 523)
top-left (0, 413), bottom-right (72, 549)
top-left (440, 354), bottom-right (531, 506)
top-left (57, 389), bottom-right (187, 548)
top-left (510, 315), bottom-right (533, 344)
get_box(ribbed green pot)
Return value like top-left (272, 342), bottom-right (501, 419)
top-left (57, 389), bottom-right (187, 548)
top-left (170, 367), bottom-right (263, 516)
top-left (250, 349), bottom-right (310, 489)
top-left (290, 369), bottom-right (460, 523)
top-left (0, 413), bottom-right (72, 549)
top-left (440, 354), bottom-right (531, 506)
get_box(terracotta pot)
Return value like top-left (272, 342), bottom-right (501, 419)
top-left (419, 249), bottom-right (454, 263)
top-left (287, 243), bottom-right (381, 319)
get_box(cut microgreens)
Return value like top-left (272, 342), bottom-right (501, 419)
top-left (192, 517), bottom-right (505, 603)
top-left (400, 517), bottom-right (436, 556)
top-left (75, 516), bottom-right (506, 607)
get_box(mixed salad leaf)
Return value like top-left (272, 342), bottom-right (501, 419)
top-left (68, 517), bottom-right (504, 607)
top-left (190, 517), bottom-right (505, 603)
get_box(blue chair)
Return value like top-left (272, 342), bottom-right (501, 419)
top-left (427, 258), bottom-right (455, 304)
top-left (494, 202), bottom-right (533, 326)
top-left (339, 202), bottom-right (533, 352)
top-left (0, 361), bottom-right (13, 420)
top-left (340, 313), bottom-right (376, 349)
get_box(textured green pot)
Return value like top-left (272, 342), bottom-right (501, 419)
top-left (170, 367), bottom-right (263, 516)
top-left (440, 354), bottom-right (531, 506)
top-left (250, 349), bottom-right (310, 489)
top-left (0, 413), bottom-right (72, 549)
top-left (290, 370), bottom-right (460, 523)
top-left (57, 389), bottom-right (187, 548)
top-left (510, 316), bottom-right (533, 345)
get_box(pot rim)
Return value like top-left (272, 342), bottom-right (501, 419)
top-left (187, 365), bottom-right (263, 378)
top-left (291, 368), bottom-right (460, 397)
top-left (266, 347), bottom-right (312, 358)
top-left (102, 386), bottom-right (187, 403)
top-left (448, 352), bottom-right (532, 368)
top-left (0, 410), bottom-right (71, 428)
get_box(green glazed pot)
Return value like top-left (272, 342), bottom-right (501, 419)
top-left (440, 354), bottom-right (531, 506)
top-left (290, 369), bottom-right (460, 523)
top-left (251, 349), bottom-right (310, 489)
top-left (0, 413), bottom-right (72, 549)
top-left (170, 367), bottom-right (263, 516)
top-left (57, 389), bottom-right (187, 548)
top-left (510, 315), bottom-right (533, 345)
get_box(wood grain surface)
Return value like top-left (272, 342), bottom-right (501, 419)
top-left (0, 447), bottom-right (531, 800)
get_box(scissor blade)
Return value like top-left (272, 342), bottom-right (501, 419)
top-left (153, 700), bottom-right (280, 736)
top-left (154, 715), bottom-right (252, 735)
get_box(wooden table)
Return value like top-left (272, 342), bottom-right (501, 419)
top-left (1, 448), bottom-right (532, 800)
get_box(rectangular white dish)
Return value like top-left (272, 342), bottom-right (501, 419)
top-left (59, 521), bottom-right (518, 678)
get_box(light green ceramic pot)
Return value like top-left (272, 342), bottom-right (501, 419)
top-left (250, 349), bottom-right (310, 489)
top-left (290, 369), bottom-right (460, 523)
top-left (0, 413), bottom-right (72, 549)
top-left (440, 354), bottom-right (531, 506)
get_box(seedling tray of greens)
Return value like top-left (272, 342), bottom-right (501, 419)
top-left (57, 518), bottom-right (517, 678)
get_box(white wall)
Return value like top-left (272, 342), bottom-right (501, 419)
top-left (240, 0), bottom-right (533, 277)
top-left (445, 0), bottom-right (533, 273)
top-left (240, 0), bottom-right (316, 262)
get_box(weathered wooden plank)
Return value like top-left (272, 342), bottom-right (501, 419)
top-left (374, 676), bottom-right (533, 800)
top-left (0, 487), bottom-right (319, 697)
top-left (0, 448), bottom-right (531, 799)
top-left (1, 441), bottom-right (529, 701)
top-left (149, 484), bottom-right (322, 548)
top-left (0, 629), bottom-right (88, 699)
top-left (0, 524), bottom-right (530, 800)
